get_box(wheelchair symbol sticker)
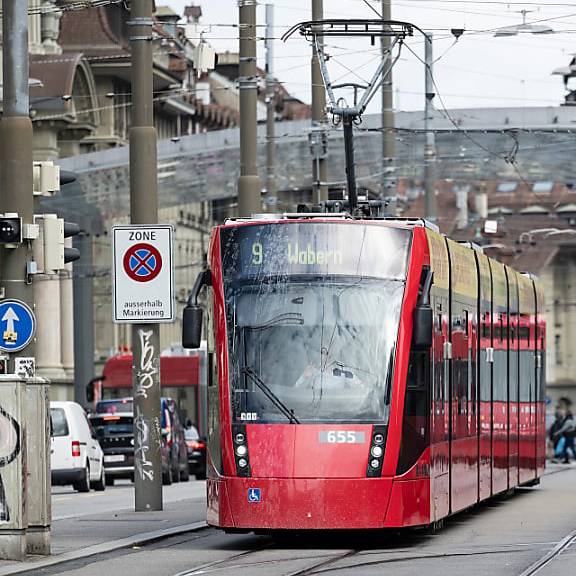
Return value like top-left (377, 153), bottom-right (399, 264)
top-left (248, 488), bottom-right (261, 503)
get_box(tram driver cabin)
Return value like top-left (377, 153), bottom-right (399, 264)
top-left (183, 216), bottom-right (546, 531)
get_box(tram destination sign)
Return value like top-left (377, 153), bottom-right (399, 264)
top-left (221, 223), bottom-right (411, 281)
top-left (112, 225), bottom-right (174, 323)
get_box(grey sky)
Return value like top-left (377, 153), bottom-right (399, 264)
top-left (162, 0), bottom-right (572, 112)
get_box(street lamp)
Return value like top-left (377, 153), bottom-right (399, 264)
top-left (494, 10), bottom-right (554, 37)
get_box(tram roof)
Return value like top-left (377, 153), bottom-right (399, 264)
top-left (222, 215), bottom-right (439, 232)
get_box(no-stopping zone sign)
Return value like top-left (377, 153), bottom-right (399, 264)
top-left (112, 225), bottom-right (174, 323)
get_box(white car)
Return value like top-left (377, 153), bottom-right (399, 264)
top-left (50, 401), bottom-right (106, 492)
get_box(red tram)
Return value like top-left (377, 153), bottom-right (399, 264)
top-left (183, 215), bottom-right (546, 531)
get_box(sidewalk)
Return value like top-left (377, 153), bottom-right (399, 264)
top-left (0, 495), bottom-right (207, 576)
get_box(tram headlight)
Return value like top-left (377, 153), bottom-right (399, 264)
top-left (235, 433), bottom-right (245, 444)
top-left (370, 459), bottom-right (380, 469)
top-left (373, 434), bottom-right (384, 445)
top-left (238, 458), bottom-right (248, 468)
top-left (236, 444), bottom-right (247, 457)
top-left (370, 445), bottom-right (383, 458)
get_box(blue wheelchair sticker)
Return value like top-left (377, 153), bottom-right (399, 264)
top-left (247, 488), bottom-right (261, 503)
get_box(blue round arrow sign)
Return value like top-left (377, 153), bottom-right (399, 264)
top-left (0, 300), bottom-right (36, 353)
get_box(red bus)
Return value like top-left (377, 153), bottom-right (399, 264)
top-left (183, 215), bottom-right (546, 531)
top-left (100, 351), bottom-right (207, 434)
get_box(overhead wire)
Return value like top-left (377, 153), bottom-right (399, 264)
top-left (0, 0), bottom-right (125, 16)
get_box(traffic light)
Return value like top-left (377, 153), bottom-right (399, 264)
top-left (35, 215), bottom-right (80, 272)
top-left (33, 161), bottom-right (60, 196)
top-left (31, 168), bottom-right (82, 273)
top-left (0, 216), bottom-right (22, 245)
top-left (60, 171), bottom-right (80, 264)
top-left (64, 222), bottom-right (80, 264)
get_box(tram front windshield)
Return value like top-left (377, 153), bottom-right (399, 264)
top-left (221, 223), bottom-right (411, 425)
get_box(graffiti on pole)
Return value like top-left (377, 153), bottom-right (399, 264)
top-left (134, 405), bottom-right (154, 482)
top-left (0, 406), bottom-right (20, 523)
top-left (135, 328), bottom-right (157, 399)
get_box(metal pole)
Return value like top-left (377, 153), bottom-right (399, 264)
top-left (265, 4), bottom-right (276, 206)
top-left (238, 0), bottom-right (261, 217)
top-left (0, 0), bottom-right (34, 559)
top-left (424, 33), bottom-right (437, 222)
top-left (311, 0), bottom-right (328, 204)
top-left (129, 0), bottom-right (162, 512)
top-left (343, 113), bottom-right (358, 214)
top-left (1, 2), bottom-right (35, 349)
top-left (381, 0), bottom-right (396, 203)
top-left (73, 232), bottom-right (94, 407)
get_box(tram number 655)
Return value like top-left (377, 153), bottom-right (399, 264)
top-left (319, 430), bottom-right (365, 444)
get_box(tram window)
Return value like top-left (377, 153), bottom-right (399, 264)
top-left (518, 317), bottom-right (529, 343)
top-left (407, 351), bottom-right (429, 391)
top-left (208, 353), bottom-right (216, 387)
top-left (482, 314), bottom-right (490, 339)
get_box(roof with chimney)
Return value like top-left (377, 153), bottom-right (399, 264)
top-left (184, 5), bottom-right (202, 21)
top-left (401, 178), bottom-right (576, 275)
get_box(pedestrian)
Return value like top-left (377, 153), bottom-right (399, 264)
top-left (549, 407), bottom-right (564, 462)
top-left (553, 405), bottom-right (576, 464)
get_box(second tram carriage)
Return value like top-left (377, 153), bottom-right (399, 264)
top-left (183, 215), bottom-right (546, 531)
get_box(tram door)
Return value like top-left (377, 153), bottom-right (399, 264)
top-left (490, 260), bottom-right (509, 495)
top-left (430, 293), bottom-right (449, 521)
top-left (535, 282), bottom-right (546, 478)
top-left (426, 230), bottom-right (450, 522)
top-left (445, 240), bottom-right (478, 514)
top-left (476, 252), bottom-right (492, 501)
top-left (518, 276), bottom-right (537, 484)
top-left (506, 268), bottom-right (519, 488)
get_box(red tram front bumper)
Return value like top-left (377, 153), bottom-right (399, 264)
top-left (207, 476), bottom-right (430, 530)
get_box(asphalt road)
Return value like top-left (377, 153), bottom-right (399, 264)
top-left (40, 465), bottom-right (576, 576)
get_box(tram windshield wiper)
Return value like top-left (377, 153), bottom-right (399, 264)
top-left (241, 366), bottom-right (301, 424)
top-left (245, 312), bottom-right (304, 330)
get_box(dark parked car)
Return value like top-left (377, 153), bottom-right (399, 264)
top-left (160, 397), bottom-right (189, 484)
top-left (184, 425), bottom-right (206, 480)
top-left (91, 397), bottom-right (189, 486)
top-left (90, 400), bottom-right (134, 486)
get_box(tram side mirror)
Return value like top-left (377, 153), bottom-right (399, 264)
top-left (413, 305), bottom-right (433, 350)
top-left (183, 304), bottom-right (203, 349)
top-left (182, 269), bottom-right (211, 349)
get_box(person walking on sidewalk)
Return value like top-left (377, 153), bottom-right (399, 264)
top-left (554, 406), bottom-right (576, 464)
top-left (549, 407), bottom-right (564, 461)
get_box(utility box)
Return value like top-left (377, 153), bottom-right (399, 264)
top-left (0, 377), bottom-right (27, 560)
top-left (25, 378), bottom-right (50, 555)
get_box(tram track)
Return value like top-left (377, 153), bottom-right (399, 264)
top-left (518, 528), bottom-right (576, 576)
top-left (168, 537), bottom-right (553, 576)
top-left (172, 540), bottom-right (273, 576)
top-left (172, 543), bottom-right (360, 576)
top-left (283, 550), bottom-right (359, 576)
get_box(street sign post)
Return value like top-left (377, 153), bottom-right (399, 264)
top-left (112, 225), bottom-right (174, 323)
top-left (0, 299), bottom-right (36, 353)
